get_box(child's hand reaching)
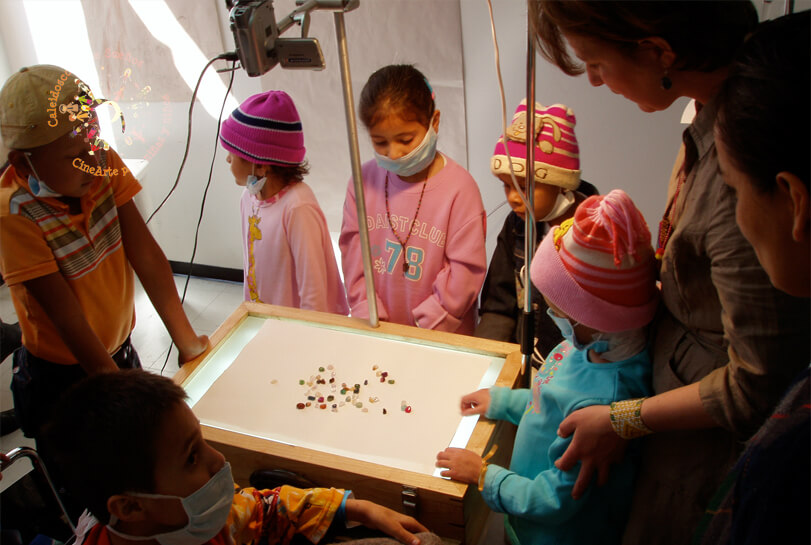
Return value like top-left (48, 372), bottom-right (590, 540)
top-left (435, 448), bottom-right (482, 485)
top-left (460, 389), bottom-right (490, 416)
top-left (345, 499), bottom-right (429, 545)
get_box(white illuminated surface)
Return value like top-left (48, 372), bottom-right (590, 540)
top-left (183, 315), bottom-right (266, 407)
top-left (182, 315), bottom-right (505, 476)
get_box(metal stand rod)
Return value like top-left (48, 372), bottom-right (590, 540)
top-left (2, 446), bottom-right (77, 534)
top-left (334, 11), bottom-right (378, 327)
top-left (521, 16), bottom-right (537, 387)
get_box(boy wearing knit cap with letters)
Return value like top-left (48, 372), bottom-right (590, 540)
top-left (437, 190), bottom-right (658, 545)
top-left (220, 90), bottom-right (348, 314)
top-left (476, 100), bottom-right (598, 359)
top-left (0, 65), bottom-right (208, 442)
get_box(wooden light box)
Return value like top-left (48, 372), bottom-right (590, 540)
top-left (175, 302), bottom-right (522, 543)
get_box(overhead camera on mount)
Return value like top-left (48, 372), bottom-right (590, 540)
top-left (225, 0), bottom-right (358, 77)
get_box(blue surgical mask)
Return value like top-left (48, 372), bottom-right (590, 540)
top-left (24, 153), bottom-right (63, 198)
top-left (107, 462), bottom-right (234, 545)
top-left (546, 308), bottom-right (608, 353)
top-left (27, 175), bottom-right (63, 198)
top-left (374, 122), bottom-right (438, 177)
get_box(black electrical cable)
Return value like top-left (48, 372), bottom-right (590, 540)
top-left (159, 57), bottom-right (237, 375)
top-left (487, 199), bottom-right (509, 219)
top-left (146, 52), bottom-right (236, 225)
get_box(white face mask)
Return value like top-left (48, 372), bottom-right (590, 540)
top-left (374, 120), bottom-right (438, 177)
top-left (538, 190), bottom-right (576, 222)
top-left (246, 164), bottom-right (267, 196)
top-left (246, 174), bottom-right (267, 195)
top-left (107, 462), bottom-right (234, 545)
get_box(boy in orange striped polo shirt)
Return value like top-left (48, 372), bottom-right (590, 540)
top-left (0, 64), bottom-right (208, 443)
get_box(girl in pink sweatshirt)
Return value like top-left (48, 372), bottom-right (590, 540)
top-left (220, 90), bottom-right (348, 315)
top-left (339, 65), bottom-right (487, 334)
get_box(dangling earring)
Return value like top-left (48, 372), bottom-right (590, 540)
top-left (661, 69), bottom-right (672, 91)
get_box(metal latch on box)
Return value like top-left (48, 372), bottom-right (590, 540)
top-left (401, 486), bottom-right (419, 516)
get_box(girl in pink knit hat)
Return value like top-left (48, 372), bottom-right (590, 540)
top-left (437, 190), bottom-right (658, 545)
top-left (339, 65), bottom-right (486, 334)
top-left (219, 90), bottom-right (348, 315)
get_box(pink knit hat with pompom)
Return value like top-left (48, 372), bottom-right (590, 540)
top-left (531, 189), bottom-right (659, 332)
top-left (219, 90), bottom-right (305, 166)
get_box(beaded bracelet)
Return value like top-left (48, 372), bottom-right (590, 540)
top-left (478, 444), bottom-right (498, 491)
top-left (609, 398), bottom-right (653, 439)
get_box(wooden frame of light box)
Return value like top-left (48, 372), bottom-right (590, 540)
top-left (175, 302), bottom-right (523, 543)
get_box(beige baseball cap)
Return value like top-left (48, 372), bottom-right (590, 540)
top-left (0, 64), bottom-right (90, 150)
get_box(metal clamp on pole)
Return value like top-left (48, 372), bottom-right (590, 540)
top-left (401, 485), bottom-right (419, 517)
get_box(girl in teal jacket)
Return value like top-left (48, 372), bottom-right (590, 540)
top-left (437, 190), bottom-right (658, 545)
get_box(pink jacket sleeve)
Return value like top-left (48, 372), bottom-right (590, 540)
top-left (412, 204), bottom-right (487, 331)
top-left (285, 204), bottom-right (334, 313)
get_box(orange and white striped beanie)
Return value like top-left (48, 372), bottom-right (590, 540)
top-left (531, 189), bottom-right (659, 332)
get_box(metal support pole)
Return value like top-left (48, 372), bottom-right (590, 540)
top-left (334, 11), bottom-right (379, 327)
top-left (521, 17), bottom-right (537, 387)
top-left (2, 446), bottom-right (77, 534)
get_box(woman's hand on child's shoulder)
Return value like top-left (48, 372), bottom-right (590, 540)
top-left (460, 389), bottom-right (490, 416)
top-left (345, 499), bottom-right (429, 545)
top-left (435, 448), bottom-right (482, 485)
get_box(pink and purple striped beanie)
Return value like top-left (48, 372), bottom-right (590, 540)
top-left (531, 189), bottom-right (659, 332)
top-left (491, 100), bottom-right (581, 190)
top-left (219, 90), bottom-right (305, 166)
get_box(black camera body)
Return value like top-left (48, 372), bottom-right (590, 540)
top-left (229, 0), bottom-right (280, 77)
top-left (228, 0), bottom-right (327, 77)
